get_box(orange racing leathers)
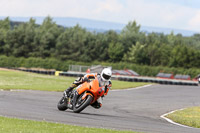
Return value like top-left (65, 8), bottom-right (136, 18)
top-left (67, 73), bottom-right (112, 108)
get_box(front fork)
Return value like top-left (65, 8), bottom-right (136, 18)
top-left (72, 91), bottom-right (79, 108)
top-left (67, 91), bottom-right (78, 109)
top-left (67, 85), bottom-right (82, 109)
top-left (69, 90), bottom-right (93, 109)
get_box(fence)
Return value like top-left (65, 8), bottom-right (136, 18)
top-left (68, 65), bottom-right (90, 72)
top-left (4, 67), bottom-right (199, 86)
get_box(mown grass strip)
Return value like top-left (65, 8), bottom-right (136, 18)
top-left (166, 107), bottom-right (200, 128)
top-left (0, 116), bottom-right (139, 133)
top-left (0, 69), bottom-right (150, 91)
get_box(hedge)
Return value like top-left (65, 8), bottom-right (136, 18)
top-left (0, 56), bottom-right (200, 78)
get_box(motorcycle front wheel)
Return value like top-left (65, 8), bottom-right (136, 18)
top-left (57, 97), bottom-right (68, 111)
top-left (73, 95), bottom-right (93, 113)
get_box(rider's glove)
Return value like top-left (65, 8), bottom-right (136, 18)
top-left (104, 86), bottom-right (108, 93)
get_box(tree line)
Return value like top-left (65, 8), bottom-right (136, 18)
top-left (0, 16), bottom-right (200, 69)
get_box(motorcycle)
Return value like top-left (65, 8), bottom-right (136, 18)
top-left (57, 76), bottom-right (105, 113)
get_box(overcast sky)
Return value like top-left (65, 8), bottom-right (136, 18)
top-left (0, 0), bottom-right (200, 32)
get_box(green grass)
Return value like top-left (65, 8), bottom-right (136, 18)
top-left (0, 69), bottom-right (144, 133)
top-left (0, 69), bottom-right (150, 91)
top-left (0, 116), bottom-right (138, 133)
top-left (0, 69), bottom-right (74, 91)
top-left (166, 107), bottom-right (200, 128)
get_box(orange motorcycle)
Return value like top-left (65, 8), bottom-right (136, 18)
top-left (57, 76), bottom-right (105, 113)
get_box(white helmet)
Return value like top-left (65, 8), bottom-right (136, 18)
top-left (101, 68), bottom-right (112, 81)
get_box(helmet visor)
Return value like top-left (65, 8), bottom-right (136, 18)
top-left (102, 73), bottom-right (111, 80)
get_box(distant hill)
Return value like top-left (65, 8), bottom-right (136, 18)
top-left (0, 16), bottom-right (198, 36)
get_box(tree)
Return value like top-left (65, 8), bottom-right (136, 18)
top-left (91, 33), bottom-right (109, 61)
top-left (32, 16), bottom-right (64, 58)
top-left (4, 18), bottom-right (37, 57)
top-left (120, 21), bottom-right (145, 52)
top-left (55, 24), bottom-right (88, 61)
top-left (0, 17), bottom-right (10, 55)
top-left (1, 17), bottom-right (200, 70)
top-left (123, 42), bottom-right (147, 64)
top-left (108, 41), bottom-right (124, 62)
top-left (168, 44), bottom-right (200, 68)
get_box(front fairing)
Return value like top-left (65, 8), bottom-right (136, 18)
top-left (90, 79), bottom-right (105, 99)
top-left (76, 77), bottom-right (105, 103)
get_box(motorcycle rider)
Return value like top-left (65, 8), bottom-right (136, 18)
top-left (63, 68), bottom-right (112, 109)
top-left (198, 75), bottom-right (200, 84)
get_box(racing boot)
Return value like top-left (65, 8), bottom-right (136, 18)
top-left (63, 87), bottom-right (74, 97)
top-left (91, 97), bottom-right (103, 109)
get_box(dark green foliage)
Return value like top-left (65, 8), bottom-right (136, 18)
top-left (120, 21), bottom-right (145, 52)
top-left (108, 42), bottom-right (124, 62)
top-left (1, 56), bottom-right (200, 78)
top-left (55, 24), bottom-right (89, 61)
top-left (98, 62), bottom-right (200, 78)
top-left (0, 17), bottom-right (10, 55)
top-left (0, 56), bottom-right (72, 71)
top-left (0, 17), bottom-right (200, 77)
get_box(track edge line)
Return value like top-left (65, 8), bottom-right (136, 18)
top-left (111, 84), bottom-right (153, 91)
top-left (160, 108), bottom-right (197, 129)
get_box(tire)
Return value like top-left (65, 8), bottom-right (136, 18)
top-left (73, 95), bottom-right (93, 113)
top-left (57, 97), bottom-right (68, 111)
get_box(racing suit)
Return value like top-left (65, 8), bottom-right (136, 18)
top-left (64, 73), bottom-right (112, 109)
top-left (198, 76), bottom-right (200, 84)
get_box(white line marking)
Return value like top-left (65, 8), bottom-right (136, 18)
top-left (160, 108), bottom-right (197, 129)
top-left (111, 84), bottom-right (152, 91)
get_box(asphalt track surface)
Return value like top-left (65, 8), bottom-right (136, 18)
top-left (1, 84), bottom-right (200, 133)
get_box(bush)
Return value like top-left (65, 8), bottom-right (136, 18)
top-left (0, 56), bottom-right (70, 71)
top-left (97, 62), bottom-right (200, 78)
top-left (0, 56), bottom-right (200, 78)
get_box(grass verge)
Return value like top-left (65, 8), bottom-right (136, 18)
top-left (0, 69), bottom-right (144, 133)
top-left (0, 69), bottom-right (150, 91)
top-left (166, 107), bottom-right (200, 128)
top-left (0, 116), bottom-right (138, 133)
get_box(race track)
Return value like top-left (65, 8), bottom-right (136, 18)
top-left (1, 84), bottom-right (200, 133)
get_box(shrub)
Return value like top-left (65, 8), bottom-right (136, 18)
top-left (0, 56), bottom-right (200, 78)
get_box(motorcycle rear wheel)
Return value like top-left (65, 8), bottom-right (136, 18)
top-left (73, 95), bottom-right (93, 113)
top-left (57, 97), bottom-right (68, 111)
